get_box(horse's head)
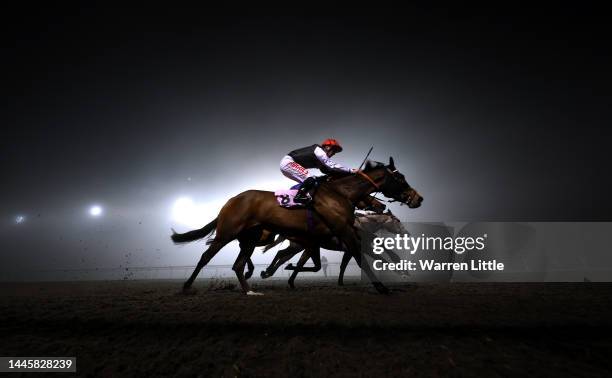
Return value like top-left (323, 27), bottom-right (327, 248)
top-left (364, 157), bottom-right (423, 209)
top-left (355, 209), bottom-right (410, 234)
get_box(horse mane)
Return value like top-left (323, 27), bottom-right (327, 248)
top-left (364, 160), bottom-right (385, 171)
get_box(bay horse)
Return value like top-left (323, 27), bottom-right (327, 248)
top-left (171, 158), bottom-right (422, 295)
top-left (178, 195), bottom-right (387, 281)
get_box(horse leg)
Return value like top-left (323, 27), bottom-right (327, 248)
top-left (183, 209), bottom-right (249, 292)
top-left (338, 251), bottom-right (352, 286)
top-left (262, 251), bottom-right (282, 278)
top-left (274, 242), bottom-right (304, 271)
top-left (245, 258), bottom-right (254, 280)
top-left (287, 250), bottom-right (313, 289)
top-left (287, 246), bottom-right (321, 273)
top-left (183, 238), bottom-right (230, 292)
top-left (385, 249), bottom-right (410, 277)
top-left (234, 227), bottom-right (262, 294)
top-left (233, 244), bottom-right (259, 294)
top-left (338, 226), bottom-right (389, 294)
top-left (261, 242), bottom-right (303, 278)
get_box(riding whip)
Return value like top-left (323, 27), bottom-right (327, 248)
top-left (357, 146), bottom-right (374, 171)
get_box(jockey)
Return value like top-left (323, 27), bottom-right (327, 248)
top-left (280, 138), bottom-right (355, 203)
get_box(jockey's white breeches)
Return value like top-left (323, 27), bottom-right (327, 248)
top-left (280, 155), bottom-right (309, 183)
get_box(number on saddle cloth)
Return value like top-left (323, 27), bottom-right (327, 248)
top-left (274, 189), bottom-right (301, 208)
top-left (276, 177), bottom-right (323, 208)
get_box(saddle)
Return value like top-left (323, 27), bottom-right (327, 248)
top-left (275, 177), bottom-right (324, 208)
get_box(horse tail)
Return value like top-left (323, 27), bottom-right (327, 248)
top-left (262, 235), bottom-right (287, 253)
top-left (171, 218), bottom-right (218, 244)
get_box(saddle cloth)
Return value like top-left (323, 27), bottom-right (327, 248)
top-left (274, 189), bottom-right (303, 208)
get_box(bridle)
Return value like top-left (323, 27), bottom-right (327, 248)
top-left (357, 168), bottom-right (414, 206)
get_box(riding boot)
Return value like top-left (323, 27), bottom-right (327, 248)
top-left (294, 177), bottom-right (316, 204)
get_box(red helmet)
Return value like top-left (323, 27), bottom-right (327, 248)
top-left (321, 138), bottom-right (343, 152)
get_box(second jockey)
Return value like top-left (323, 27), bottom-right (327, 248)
top-left (280, 138), bottom-right (355, 204)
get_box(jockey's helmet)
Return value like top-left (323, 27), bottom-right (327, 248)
top-left (321, 138), bottom-right (343, 153)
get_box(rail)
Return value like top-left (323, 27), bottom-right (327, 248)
top-left (1, 262), bottom-right (362, 282)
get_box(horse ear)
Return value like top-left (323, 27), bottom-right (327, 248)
top-left (389, 157), bottom-right (395, 170)
top-left (365, 161), bottom-right (373, 171)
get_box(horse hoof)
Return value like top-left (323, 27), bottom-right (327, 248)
top-left (260, 270), bottom-right (271, 279)
top-left (246, 290), bottom-right (264, 296)
top-left (245, 271), bottom-right (253, 280)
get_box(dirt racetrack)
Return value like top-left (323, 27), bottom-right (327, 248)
top-left (1, 279), bottom-right (612, 377)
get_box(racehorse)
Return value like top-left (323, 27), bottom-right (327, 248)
top-left (178, 195), bottom-right (387, 281)
top-left (171, 158), bottom-right (422, 295)
top-left (259, 210), bottom-right (412, 287)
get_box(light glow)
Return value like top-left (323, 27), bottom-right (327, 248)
top-left (171, 197), bottom-right (223, 228)
top-left (89, 205), bottom-right (103, 217)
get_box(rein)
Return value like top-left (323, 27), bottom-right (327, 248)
top-left (356, 170), bottom-right (380, 190)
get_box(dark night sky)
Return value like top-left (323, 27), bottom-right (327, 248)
top-left (1, 6), bottom-right (611, 273)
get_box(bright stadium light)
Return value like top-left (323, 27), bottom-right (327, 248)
top-left (172, 197), bottom-right (195, 226)
top-left (89, 205), bottom-right (103, 217)
top-left (15, 215), bottom-right (25, 224)
top-left (171, 197), bottom-right (223, 228)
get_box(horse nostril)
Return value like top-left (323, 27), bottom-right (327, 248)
top-left (419, 197), bottom-right (423, 203)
